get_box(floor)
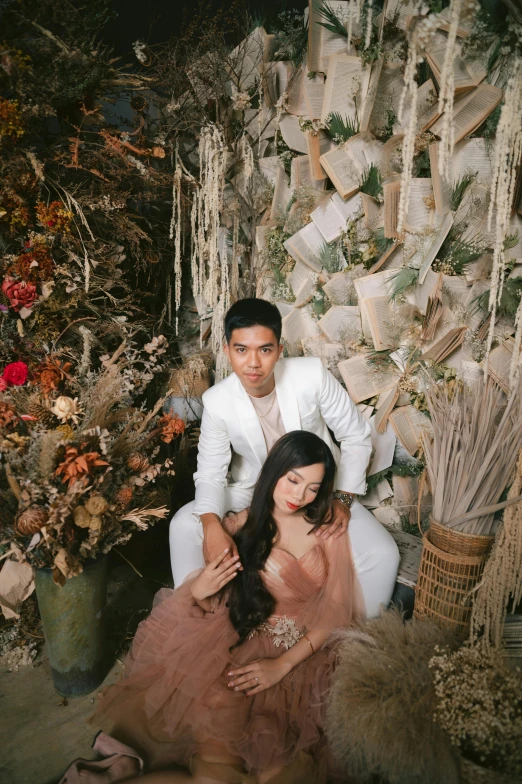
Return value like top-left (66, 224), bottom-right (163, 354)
top-left (0, 558), bottom-right (166, 784)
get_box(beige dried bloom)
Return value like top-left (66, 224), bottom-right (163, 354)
top-left (51, 395), bottom-right (83, 424)
top-left (430, 645), bottom-right (522, 776)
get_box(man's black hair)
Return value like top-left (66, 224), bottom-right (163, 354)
top-left (224, 298), bottom-right (282, 344)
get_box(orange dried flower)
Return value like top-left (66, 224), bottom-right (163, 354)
top-left (158, 413), bottom-right (185, 444)
top-left (15, 237), bottom-right (54, 282)
top-left (0, 401), bottom-right (17, 429)
top-left (35, 358), bottom-right (73, 395)
top-left (35, 201), bottom-right (73, 234)
top-left (55, 445), bottom-right (109, 487)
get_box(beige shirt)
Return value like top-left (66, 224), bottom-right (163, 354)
top-left (248, 388), bottom-right (285, 453)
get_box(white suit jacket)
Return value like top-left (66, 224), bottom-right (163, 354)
top-left (193, 357), bottom-right (372, 520)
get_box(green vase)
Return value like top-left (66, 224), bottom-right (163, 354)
top-left (35, 556), bottom-right (109, 697)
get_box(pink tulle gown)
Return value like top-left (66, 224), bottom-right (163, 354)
top-left (96, 512), bottom-right (362, 783)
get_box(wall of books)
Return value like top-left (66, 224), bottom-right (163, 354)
top-left (179, 0), bottom-right (522, 533)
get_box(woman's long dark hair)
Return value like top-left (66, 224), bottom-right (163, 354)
top-left (228, 430), bottom-right (336, 647)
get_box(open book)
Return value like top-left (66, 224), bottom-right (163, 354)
top-left (338, 354), bottom-right (397, 404)
top-left (420, 326), bottom-right (468, 364)
top-left (311, 191), bottom-right (363, 243)
top-left (320, 133), bottom-right (383, 200)
top-left (360, 59), bottom-right (384, 133)
top-left (318, 305), bottom-right (361, 342)
top-left (270, 164), bottom-right (292, 220)
top-left (284, 222), bottom-right (325, 272)
top-left (425, 32), bottom-right (487, 94)
top-left (306, 130), bottom-right (335, 180)
top-left (279, 113), bottom-right (309, 154)
top-left (302, 336), bottom-right (344, 379)
top-left (374, 383), bottom-right (400, 434)
top-left (321, 53), bottom-right (371, 124)
top-left (485, 339), bottom-right (514, 394)
top-left (430, 137), bottom-right (493, 214)
top-left (430, 83), bottom-right (503, 145)
top-left (360, 192), bottom-right (384, 230)
top-left (303, 73), bottom-right (327, 120)
top-left (291, 154), bottom-right (327, 192)
top-left (360, 296), bottom-right (399, 351)
top-left (289, 260), bottom-right (318, 305)
top-left (227, 27), bottom-right (267, 92)
top-left (322, 270), bottom-right (358, 305)
top-left (408, 212), bottom-right (454, 284)
top-left (421, 273), bottom-right (444, 341)
top-left (383, 178), bottom-right (401, 238)
top-left (389, 405), bottom-right (433, 456)
top-left (308, 0), bottom-right (350, 74)
top-left (282, 306), bottom-right (321, 355)
top-left (403, 178), bottom-right (435, 234)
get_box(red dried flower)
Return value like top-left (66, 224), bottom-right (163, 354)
top-left (3, 361), bottom-right (28, 386)
top-left (2, 277), bottom-right (38, 312)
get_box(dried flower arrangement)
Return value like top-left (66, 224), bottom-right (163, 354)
top-left (421, 379), bottom-right (522, 534)
top-left (430, 645), bottom-right (522, 777)
top-left (0, 334), bottom-right (184, 585)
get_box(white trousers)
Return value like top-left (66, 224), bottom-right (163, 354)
top-left (169, 489), bottom-right (400, 619)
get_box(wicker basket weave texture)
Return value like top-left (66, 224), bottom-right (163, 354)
top-left (429, 519), bottom-right (495, 557)
top-left (414, 521), bottom-right (493, 632)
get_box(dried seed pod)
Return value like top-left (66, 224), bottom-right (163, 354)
top-left (127, 454), bottom-right (150, 473)
top-left (73, 505), bottom-right (92, 528)
top-left (114, 486), bottom-right (133, 508)
top-left (85, 494), bottom-right (108, 516)
top-left (27, 399), bottom-right (56, 426)
top-left (89, 515), bottom-right (103, 531)
top-left (15, 506), bottom-right (48, 536)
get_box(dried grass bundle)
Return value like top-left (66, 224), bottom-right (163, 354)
top-left (326, 609), bottom-right (460, 784)
top-left (421, 380), bottom-right (522, 534)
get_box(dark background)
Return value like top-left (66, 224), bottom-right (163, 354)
top-left (103, 0), bottom-right (306, 57)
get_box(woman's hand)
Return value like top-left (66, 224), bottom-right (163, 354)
top-left (190, 549), bottom-right (241, 602)
top-left (228, 657), bottom-right (291, 697)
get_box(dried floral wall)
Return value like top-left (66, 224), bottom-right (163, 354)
top-left (1, 0), bottom-right (522, 577)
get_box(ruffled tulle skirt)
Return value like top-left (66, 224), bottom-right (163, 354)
top-left (96, 581), bottom-right (338, 779)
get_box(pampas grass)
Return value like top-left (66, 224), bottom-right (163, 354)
top-left (326, 609), bottom-right (461, 784)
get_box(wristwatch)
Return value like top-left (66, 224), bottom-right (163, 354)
top-left (334, 491), bottom-right (354, 508)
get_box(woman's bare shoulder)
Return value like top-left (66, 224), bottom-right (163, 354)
top-left (222, 508), bottom-right (249, 535)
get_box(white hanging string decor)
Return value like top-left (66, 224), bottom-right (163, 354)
top-left (397, 14), bottom-right (439, 234)
top-left (485, 62), bottom-right (522, 381)
top-left (364, 0), bottom-right (373, 50)
top-left (396, 35), bottom-right (418, 235)
top-left (436, 0), bottom-right (462, 178)
top-left (169, 148), bottom-right (183, 333)
top-left (346, 0), bottom-right (363, 50)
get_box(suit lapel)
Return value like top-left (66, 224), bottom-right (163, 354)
top-left (274, 360), bottom-right (301, 433)
top-left (233, 375), bottom-right (268, 467)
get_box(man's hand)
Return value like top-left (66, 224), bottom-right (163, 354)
top-left (228, 657), bottom-right (291, 697)
top-left (201, 514), bottom-right (239, 563)
top-left (314, 497), bottom-right (351, 540)
top-left (191, 549), bottom-right (241, 602)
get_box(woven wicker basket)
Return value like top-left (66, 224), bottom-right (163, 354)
top-left (429, 519), bottom-right (495, 558)
top-left (414, 524), bottom-right (492, 632)
top-left (460, 756), bottom-right (514, 783)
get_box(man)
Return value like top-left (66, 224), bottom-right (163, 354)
top-left (170, 298), bottom-right (400, 617)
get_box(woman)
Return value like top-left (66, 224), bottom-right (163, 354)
top-left (86, 431), bottom-right (362, 783)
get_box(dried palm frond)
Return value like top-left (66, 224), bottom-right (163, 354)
top-left (121, 505), bottom-right (169, 530)
top-left (421, 380), bottom-right (522, 534)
